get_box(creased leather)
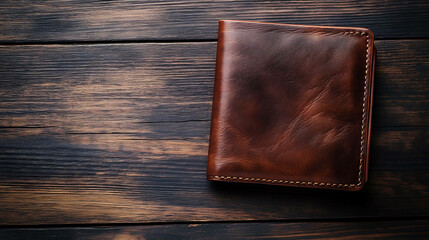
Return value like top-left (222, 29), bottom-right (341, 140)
top-left (207, 20), bottom-right (375, 191)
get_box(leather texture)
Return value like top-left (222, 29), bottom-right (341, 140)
top-left (207, 20), bottom-right (375, 191)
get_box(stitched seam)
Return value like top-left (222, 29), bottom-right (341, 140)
top-left (211, 31), bottom-right (370, 188)
top-left (208, 175), bottom-right (356, 187)
top-left (360, 32), bottom-right (370, 186)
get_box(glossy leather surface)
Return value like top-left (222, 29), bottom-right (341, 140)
top-left (207, 20), bottom-right (375, 190)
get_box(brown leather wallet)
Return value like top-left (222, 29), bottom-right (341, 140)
top-left (207, 20), bottom-right (375, 191)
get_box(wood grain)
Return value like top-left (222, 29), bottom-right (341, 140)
top-left (0, 125), bottom-right (427, 225)
top-left (0, 1), bottom-right (428, 42)
top-left (1, 220), bottom-right (428, 240)
top-left (0, 40), bottom-right (428, 225)
top-left (0, 40), bottom-right (427, 129)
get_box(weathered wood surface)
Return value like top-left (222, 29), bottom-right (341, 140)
top-left (0, 40), bottom-right (427, 128)
top-left (0, 40), bottom-right (427, 225)
top-left (1, 220), bottom-right (428, 240)
top-left (0, 1), bottom-right (428, 42)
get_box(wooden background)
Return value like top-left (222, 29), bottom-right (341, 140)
top-left (0, 1), bottom-right (428, 239)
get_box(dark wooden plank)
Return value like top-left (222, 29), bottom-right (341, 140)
top-left (0, 41), bottom-right (428, 225)
top-left (0, 1), bottom-right (428, 42)
top-left (0, 40), bottom-right (428, 128)
top-left (0, 126), bottom-right (427, 225)
top-left (372, 40), bottom-right (429, 127)
top-left (1, 220), bottom-right (428, 239)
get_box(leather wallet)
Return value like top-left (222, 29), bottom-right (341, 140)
top-left (207, 20), bottom-right (375, 191)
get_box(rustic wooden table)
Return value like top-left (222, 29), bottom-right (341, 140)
top-left (0, 1), bottom-right (428, 239)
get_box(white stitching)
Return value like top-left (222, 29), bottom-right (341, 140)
top-left (208, 175), bottom-right (357, 187)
